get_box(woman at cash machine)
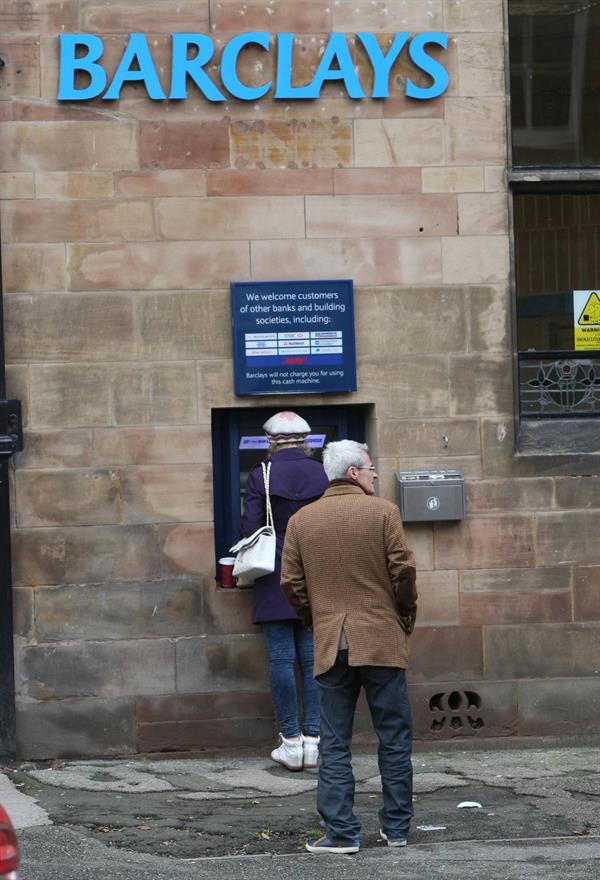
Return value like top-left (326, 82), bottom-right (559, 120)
top-left (241, 411), bottom-right (328, 771)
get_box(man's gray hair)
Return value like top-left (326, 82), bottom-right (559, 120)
top-left (322, 440), bottom-right (369, 480)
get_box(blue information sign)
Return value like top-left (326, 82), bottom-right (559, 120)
top-left (231, 279), bottom-right (357, 396)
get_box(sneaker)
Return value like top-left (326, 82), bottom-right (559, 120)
top-left (270, 734), bottom-right (303, 771)
top-left (302, 734), bottom-right (320, 768)
top-left (379, 828), bottom-right (407, 847)
top-left (306, 835), bottom-right (359, 855)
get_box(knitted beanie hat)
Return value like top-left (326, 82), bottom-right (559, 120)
top-left (262, 411), bottom-right (311, 445)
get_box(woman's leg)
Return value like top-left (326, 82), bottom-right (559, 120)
top-left (294, 621), bottom-right (320, 737)
top-left (262, 620), bottom-right (301, 738)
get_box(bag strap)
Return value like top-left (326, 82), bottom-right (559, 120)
top-left (261, 461), bottom-right (273, 530)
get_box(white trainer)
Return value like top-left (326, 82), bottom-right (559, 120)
top-left (270, 734), bottom-right (303, 771)
top-left (302, 734), bottom-right (320, 768)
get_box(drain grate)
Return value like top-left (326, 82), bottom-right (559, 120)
top-left (428, 690), bottom-right (484, 734)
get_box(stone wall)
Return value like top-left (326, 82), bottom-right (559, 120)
top-left (1, 0), bottom-right (600, 758)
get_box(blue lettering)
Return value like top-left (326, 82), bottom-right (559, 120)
top-left (57, 33), bottom-right (106, 100)
top-left (221, 32), bottom-right (271, 100)
top-left (356, 32), bottom-right (410, 99)
top-left (406, 32), bottom-right (449, 100)
top-left (276, 33), bottom-right (365, 100)
top-left (104, 33), bottom-right (165, 100)
top-left (170, 34), bottom-right (225, 101)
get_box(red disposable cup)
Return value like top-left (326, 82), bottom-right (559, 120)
top-left (219, 557), bottom-right (236, 588)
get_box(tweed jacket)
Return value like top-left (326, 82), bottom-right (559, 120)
top-left (281, 482), bottom-right (417, 676)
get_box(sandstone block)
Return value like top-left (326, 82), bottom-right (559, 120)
top-left (12, 588), bottom-right (33, 640)
top-left (332, 0), bottom-right (443, 31)
top-left (15, 468), bottom-right (120, 527)
top-left (1, 1), bottom-right (79, 32)
top-left (137, 691), bottom-right (273, 724)
top-left (11, 524), bottom-right (161, 586)
top-left (17, 639), bottom-right (175, 699)
top-left (156, 196), bottom-right (305, 240)
top-left (35, 172), bottom-right (114, 199)
top-left (460, 589), bottom-right (571, 626)
top-left (518, 678), bottom-right (600, 737)
top-left (460, 566), bottom-right (572, 594)
top-left (93, 427), bottom-right (211, 466)
top-left (456, 34), bottom-right (505, 97)
top-left (411, 679), bottom-right (517, 740)
top-left (458, 193), bottom-right (508, 235)
top-left (16, 429), bottom-right (93, 469)
top-left (16, 697), bottom-right (136, 759)
top-left (465, 478), bottom-right (554, 513)
top-left (230, 119), bottom-right (353, 169)
top-left (403, 523), bottom-right (434, 571)
top-left (111, 363), bottom-right (197, 426)
top-left (468, 285), bottom-right (511, 353)
top-left (30, 364), bottom-right (112, 428)
top-left (212, 1), bottom-right (330, 32)
top-left (333, 168), bottom-right (421, 195)
top-left (442, 236), bottom-right (509, 284)
top-left (484, 623), bottom-right (600, 679)
top-left (434, 515), bottom-right (535, 570)
top-left (116, 170), bottom-right (207, 197)
top-left (538, 512), bottom-right (600, 566)
top-left (34, 579), bottom-right (203, 641)
top-left (359, 355), bottom-right (450, 418)
top-left (422, 166), bottom-right (484, 193)
top-left (355, 119), bottom-right (444, 167)
top-left (482, 419), bottom-right (600, 479)
top-left (0, 122), bottom-right (139, 172)
top-left (485, 166), bottom-right (507, 192)
top-left (555, 476), bottom-right (600, 509)
top-left (445, 0), bottom-right (504, 33)
top-left (306, 194), bottom-right (457, 238)
top-left (378, 419), bottom-right (480, 458)
top-left (121, 464), bottom-right (213, 524)
top-left (574, 566), bottom-right (600, 621)
top-left (2, 244), bottom-right (65, 292)
top-left (4, 293), bottom-right (136, 362)
top-left (69, 241), bottom-right (250, 290)
top-left (175, 634), bottom-right (269, 693)
top-left (2, 199), bottom-right (155, 243)
top-left (159, 523), bottom-right (217, 579)
top-left (409, 626), bottom-right (483, 683)
top-left (201, 581), bottom-right (257, 637)
top-left (137, 716), bottom-right (275, 753)
top-left (445, 98), bottom-right (507, 164)
top-left (5, 365), bottom-right (29, 426)
top-left (137, 291), bottom-right (230, 360)
top-left (208, 169), bottom-right (333, 196)
top-left (414, 570), bottom-right (459, 627)
top-left (0, 172), bottom-right (35, 199)
top-left (251, 238), bottom-right (442, 286)
top-left (81, 0), bottom-right (209, 31)
top-left (449, 354), bottom-right (513, 415)
top-left (140, 121), bottom-right (229, 169)
top-left (0, 37), bottom-right (39, 98)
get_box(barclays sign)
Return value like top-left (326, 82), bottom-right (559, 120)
top-left (57, 31), bottom-right (449, 102)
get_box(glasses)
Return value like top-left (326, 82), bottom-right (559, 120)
top-left (356, 465), bottom-right (377, 471)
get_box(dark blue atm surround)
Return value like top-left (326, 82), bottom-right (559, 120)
top-left (231, 279), bottom-right (357, 396)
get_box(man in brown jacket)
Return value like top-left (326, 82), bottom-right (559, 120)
top-left (281, 439), bottom-right (417, 855)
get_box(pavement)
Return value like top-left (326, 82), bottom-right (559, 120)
top-left (2, 741), bottom-right (600, 879)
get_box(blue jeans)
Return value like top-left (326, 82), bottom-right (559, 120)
top-left (261, 620), bottom-right (320, 739)
top-left (316, 650), bottom-right (413, 845)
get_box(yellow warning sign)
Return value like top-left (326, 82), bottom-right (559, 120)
top-left (574, 290), bottom-right (600, 350)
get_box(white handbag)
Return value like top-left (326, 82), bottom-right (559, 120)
top-left (229, 462), bottom-right (276, 581)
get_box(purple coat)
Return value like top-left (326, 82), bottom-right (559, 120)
top-left (241, 447), bottom-right (328, 624)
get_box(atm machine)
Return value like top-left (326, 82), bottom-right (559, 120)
top-left (212, 405), bottom-right (367, 572)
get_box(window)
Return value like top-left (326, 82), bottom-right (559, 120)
top-left (509, 1), bottom-right (600, 421)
